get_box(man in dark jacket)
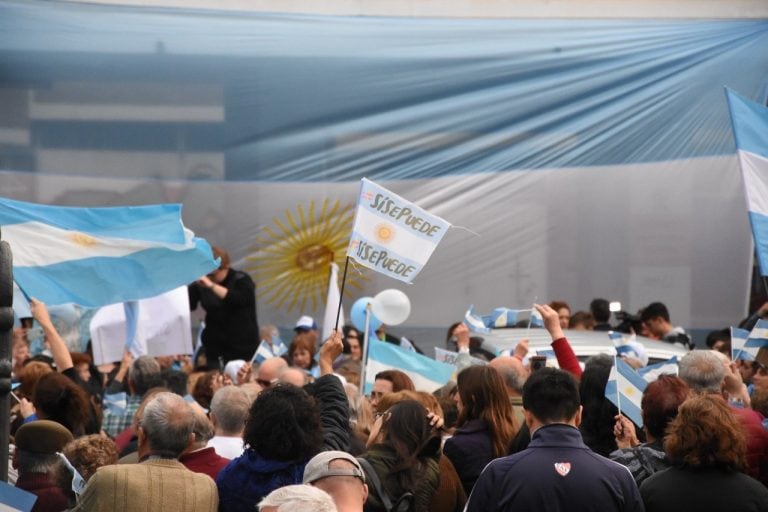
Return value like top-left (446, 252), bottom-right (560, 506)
top-left (466, 368), bottom-right (643, 512)
top-left (189, 246), bottom-right (258, 368)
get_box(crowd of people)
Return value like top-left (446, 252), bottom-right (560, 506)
top-left (7, 252), bottom-right (768, 511)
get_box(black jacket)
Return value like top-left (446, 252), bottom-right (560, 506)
top-left (189, 268), bottom-right (258, 363)
top-left (466, 424), bottom-right (643, 512)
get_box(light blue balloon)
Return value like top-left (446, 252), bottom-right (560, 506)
top-left (350, 296), bottom-right (381, 332)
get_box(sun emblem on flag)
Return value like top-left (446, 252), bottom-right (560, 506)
top-left (374, 223), bottom-right (395, 244)
top-left (70, 232), bottom-right (97, 247)
top-left (247, 198), bottom-right (366, 313)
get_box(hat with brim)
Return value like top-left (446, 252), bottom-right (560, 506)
top-left (15, 420), bottom-right (73, 454)
top-left (303, 450), bottom-right (365, 484)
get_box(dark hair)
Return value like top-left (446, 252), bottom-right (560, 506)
top-left (243, 385), bottom-right (323, 461)
top-left (446, 322), bottom-right (463, 344)
top-left (456, 366), bottom-right (518, 458)
top-left (578, 354), bottom-right (617, 457)
top-left (33, 372), bottom-right (90, 437)
top-left (589, 298), bottom-right (611, 323)
top-left (641, 375), bottom-right (690, 440)
top-left (665, 395), bottom-right (746, 471)
top-left (18, 361), bottom-right (53, 399)
top-left (380, 400), bottom-right (438, 492)
top-left (522, 368), bottom-right (580, 424)
top-left (569, 311), bottom-right (595, 330)
top-left (705, 328), bottom-right (731, 349)
top-left (342, 325), bottom-right (363, 355)
top-left (375, 370), bottom-right (415, 393)
top-left (161, 369), bottom-right (189, 397)
top-left (640, 302), bottom-right (670, 323)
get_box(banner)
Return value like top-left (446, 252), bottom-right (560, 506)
top-left (347, 178), bottom-right (451, 283)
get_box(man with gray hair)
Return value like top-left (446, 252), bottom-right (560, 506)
top-left (181, 405), bottom-right (230, 479)
top-left (208, 385), bottom-right (251, 459)
top-left (678, 350), bottom-right (768, 486)
top-left (102, 354), bottom-right (163, 437)
top-left (75, 392), bottom-right (218, 511)
top-left (489, 355), bottom-right (527, 427)
top-left (258, 484), bottom-right (337, 512)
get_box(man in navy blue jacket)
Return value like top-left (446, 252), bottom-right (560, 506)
top-left (466, 368), bottom-right (644, 512)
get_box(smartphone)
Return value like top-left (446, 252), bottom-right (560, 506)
top-left (530, 355), bottom-right (547, 372)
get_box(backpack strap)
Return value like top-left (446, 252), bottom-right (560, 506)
top-left (357, 457), bottom-right (394, 512)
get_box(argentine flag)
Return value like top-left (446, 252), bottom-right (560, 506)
top-left (726, 88), bottom-right (768, 276)
top-left (464, 305), bottom-right (491, 334)
top-left (731, 326), bottom-right (756, 361)
top-left (745, 319), bottom-right (768, 349)
top-left (347, 178), bottom-right (451, 283)
top-left (365, 339), bottom-right (454, 394)
top-left (0, 198), bottom-right (218, 307)
top-left (605, 357), bottom-right (647, 428)
top-left (637, 356), bottom-right (679, 383)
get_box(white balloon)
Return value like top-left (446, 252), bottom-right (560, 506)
top-left (372, 289), bottom-right (411, 325)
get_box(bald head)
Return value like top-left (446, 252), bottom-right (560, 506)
top-left (489, 356), bottom-right (527, 395)
top-left (280, 368), bottom-right (308, 387)
top-left (258, 358), bottom-right (288, 385)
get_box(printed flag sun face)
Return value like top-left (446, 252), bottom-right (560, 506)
top-left (248, 198), bottom-right (364, 313)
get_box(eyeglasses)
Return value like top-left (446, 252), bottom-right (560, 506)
top-left (256, 377), bottom-right (278, 388)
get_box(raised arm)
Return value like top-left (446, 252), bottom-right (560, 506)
top-left (534, 303), bottom-right (582, 379)
top-left (30, 298), bottom-right (73, 373)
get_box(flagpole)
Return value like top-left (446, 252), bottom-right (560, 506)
top-left (334, 256), bottom-right (350, 331)
top-left (359, 302), bottom-right (373, 399)
top-left (614, 355), bottom-right (622, 419)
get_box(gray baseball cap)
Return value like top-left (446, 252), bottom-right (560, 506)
top-left (302, 450), bottom-right (366, 484)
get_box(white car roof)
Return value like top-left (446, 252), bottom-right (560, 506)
top-left (476, 328), bottom-right (688, 364)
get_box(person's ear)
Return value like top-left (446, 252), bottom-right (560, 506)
top-left (523, 408), bottom-right (534, 429)
top-left (573, 405), bottom-right (583, 427)
top-left (362, 483), bottom-right (369, 503)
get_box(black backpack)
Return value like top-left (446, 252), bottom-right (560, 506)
top-left (357, 457), bottom-right (414, 512)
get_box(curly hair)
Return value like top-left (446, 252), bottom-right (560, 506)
top-left (61, 434), bottom-right (118, 482)
top-left (192, 370), bottom-right (219, 409)
top-left (456, 365), bottom-right (518, 458)
top-left (664, 395), bottom-right (746, 471)
top-left (641, 375), bottom-right (690, 440)
top-left (33, 372), bottom-right (90, 437)
top-left (243, 384), bottom-right (323, 462)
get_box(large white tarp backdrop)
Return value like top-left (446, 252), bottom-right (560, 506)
top-left (1, 1), bottom-right (766, 339)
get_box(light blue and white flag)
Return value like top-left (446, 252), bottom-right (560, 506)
top-left (482, 307), bottom-right (521, 328)
top-left (605, 357), bottom-right (647, 428)
top-left (365, 339), bottom-right (454, 394)
top-left (745, 318), bottom-right (768, 349)
top-left (637, 356), bottom-right (679, 383)
top-left (0, 479), bottom-right (38, 512)
top-left (731, 326), bottom-right (756, 361)
top-left (252, 337), bottom-right (288, 364)
top-left (0, 198), bottom-right (218, 307)
top-left (102, 392), bottom-right (127, 415)
top-left (610, 331), bottom-right (649, 366)
top-left (347, 178), bottom-right (451, 283)
top-left (434, 346), bottom-right (487, 367)
top-left (464, 305), bottom-right (491, 334)
top-left (529, 307), bottom-right (544, 328)
top-left (726, 88), bottom-right (768, 276)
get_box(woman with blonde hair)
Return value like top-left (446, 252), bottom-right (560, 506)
top-left (444, 365), bottom-right (518, 495)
